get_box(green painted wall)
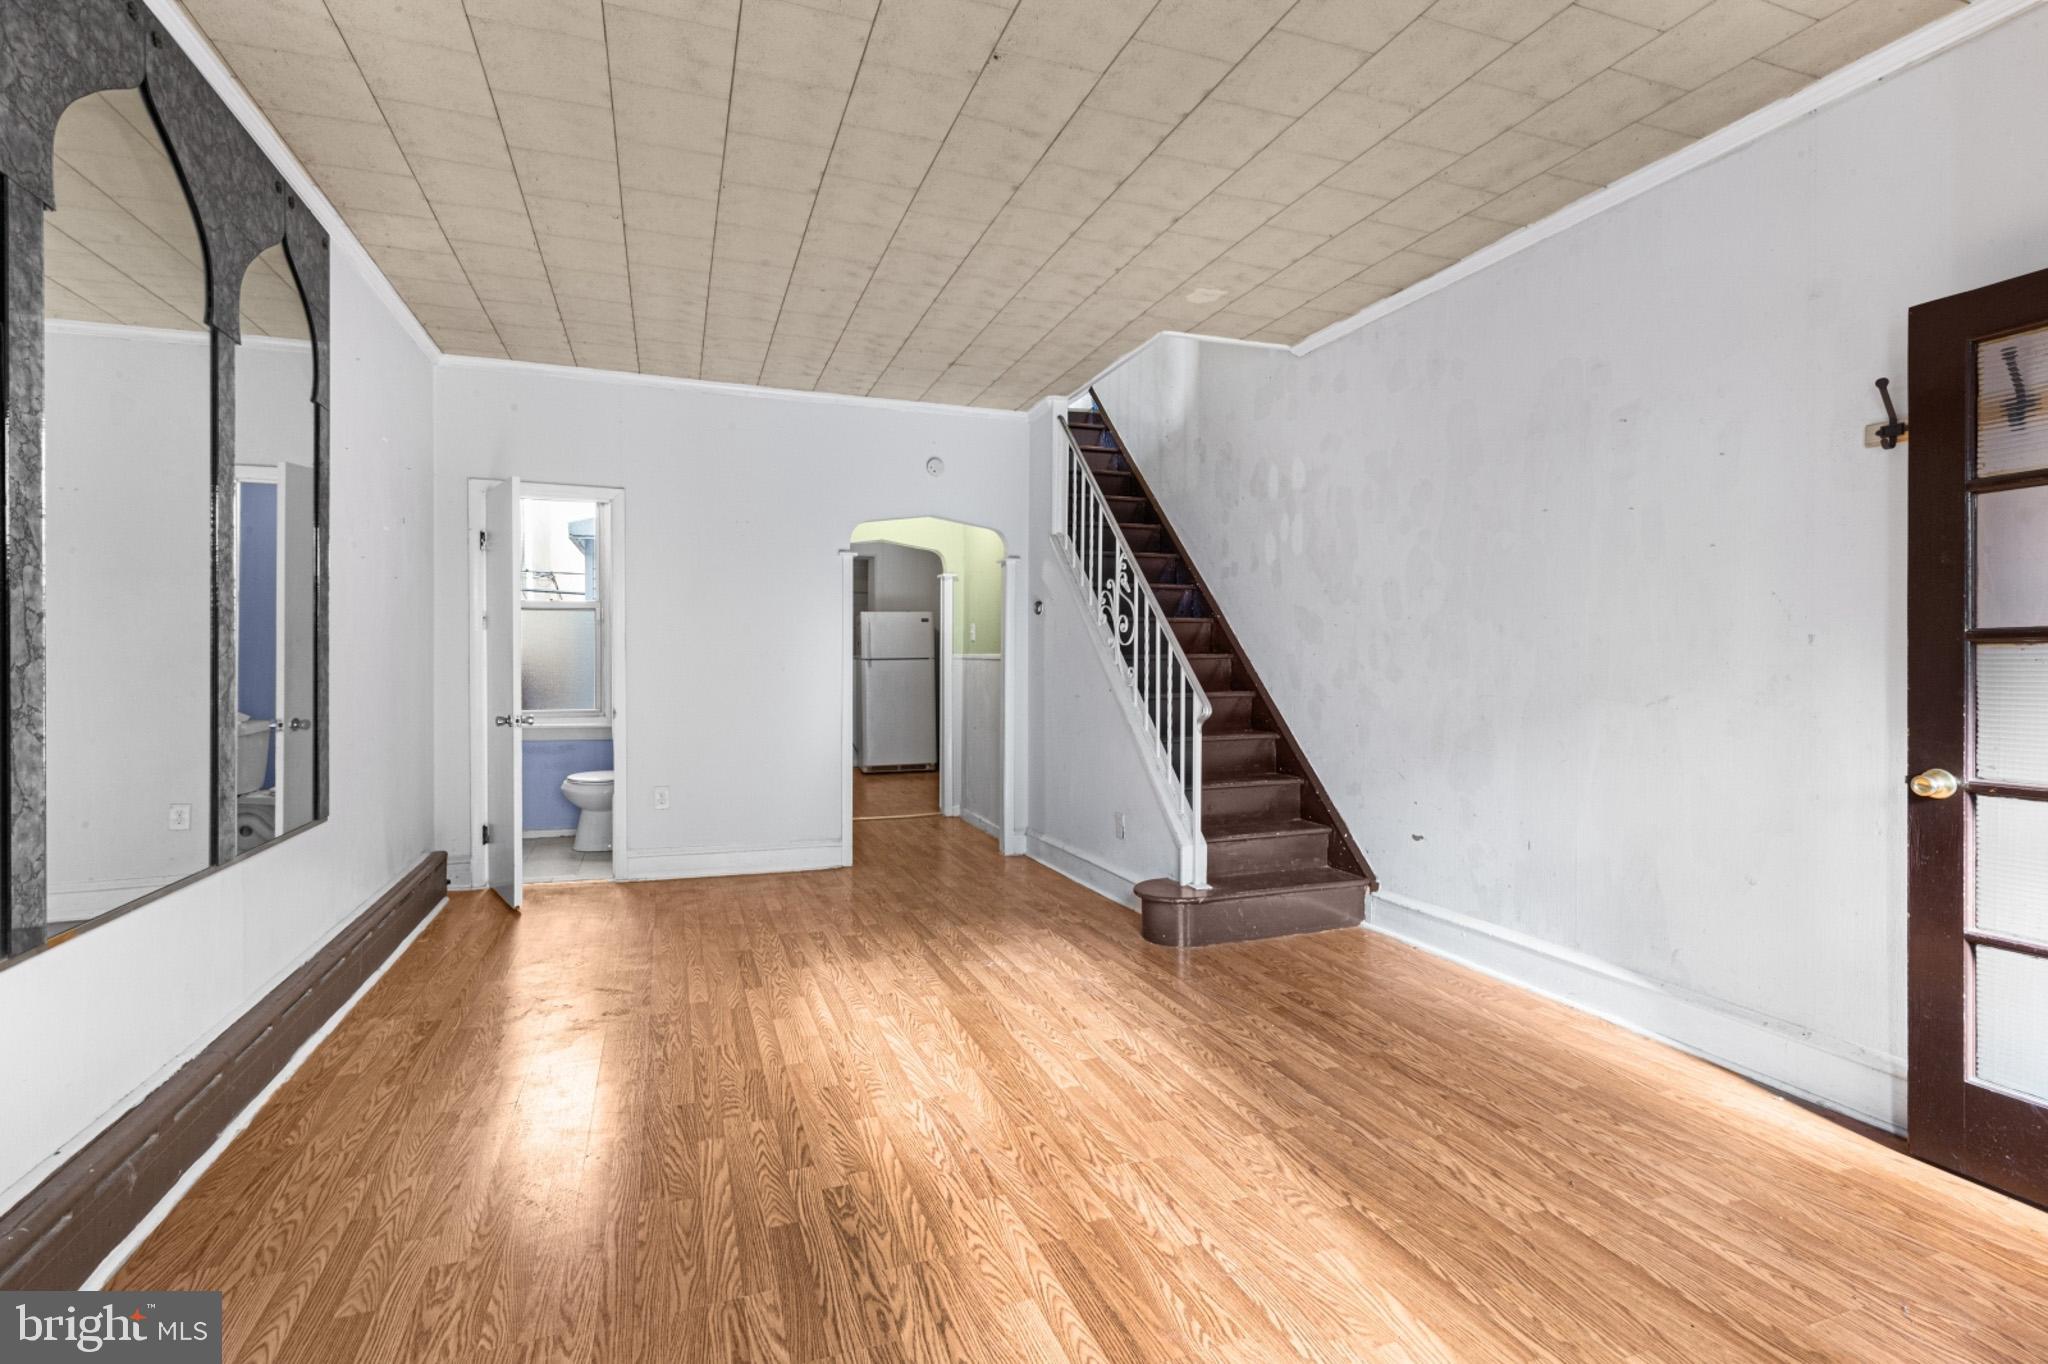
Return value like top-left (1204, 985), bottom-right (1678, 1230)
top-left (850, 517), bottom-right (1005, 653)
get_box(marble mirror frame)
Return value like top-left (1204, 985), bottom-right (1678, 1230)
top-left (0, 0), bottom-right (331, 959)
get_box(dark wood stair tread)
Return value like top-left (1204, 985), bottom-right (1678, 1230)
top-left (1195, 865), bottom-right (1370, 899)
top-left (1202, 817), bottom-right (1330, 844)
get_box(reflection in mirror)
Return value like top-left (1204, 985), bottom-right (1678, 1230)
top-left (234, 245), bottom-right (318, 853)
top-left (42, 89), bottom-right (212, 940)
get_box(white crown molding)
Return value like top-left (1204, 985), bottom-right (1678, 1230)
top-left (1292, 0), bottom-right (2045, 357)
top-left (142, 0), bottom-right (440, 362)
top-left (1077, 0), bottom-right (2043, 400)
top-left (436, 350), bottom-right (1030, 423)
top-left (159, 0), bottom-right (2042, 412)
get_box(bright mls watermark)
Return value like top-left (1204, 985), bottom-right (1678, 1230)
top-left (2, 1293), bottom-right (220, 1361)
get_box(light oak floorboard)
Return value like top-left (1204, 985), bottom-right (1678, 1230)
top-left (853, 771), bottom-right (940, 821)
top-left (113, 818), bottom-right (2048, 1362)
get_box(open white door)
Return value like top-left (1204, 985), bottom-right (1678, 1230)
top-left (276, 460), bottom-right (316, 830)
top-left (486, 477), bottom-right (525, 908)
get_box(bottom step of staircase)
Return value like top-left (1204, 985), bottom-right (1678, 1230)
top-left (1134, 866), bottom-right (1368, 948)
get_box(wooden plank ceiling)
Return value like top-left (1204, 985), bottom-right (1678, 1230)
top-left (160, 0), bottom-right (1961, 407)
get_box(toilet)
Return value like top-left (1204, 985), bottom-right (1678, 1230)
top-left (561, 769), bottom-right (613, 852)
top-left (235, 712), bottom-right (275, 851)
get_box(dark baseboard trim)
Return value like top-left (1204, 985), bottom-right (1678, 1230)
top-left (0, 850), bottom-right (448, 1290)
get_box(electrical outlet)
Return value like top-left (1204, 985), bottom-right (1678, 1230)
top-left (168, 803), bottom-right (191, 831)
top-left (1114, 811), bottom-right (1126, 840)
top-left (653, 785), bottom-right (671, 811)
top-left (969, 622), bottom-right (977, 643)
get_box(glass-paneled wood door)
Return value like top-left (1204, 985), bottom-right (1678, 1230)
top-left (1908, 266), bottom-right (2048, 1206)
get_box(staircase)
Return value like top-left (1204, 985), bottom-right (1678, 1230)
top-left (1065, 394), bottom-right (1375, 948)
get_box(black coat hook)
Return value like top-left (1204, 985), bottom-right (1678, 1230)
top-left (1873, 377), bottom-right (1907, 450)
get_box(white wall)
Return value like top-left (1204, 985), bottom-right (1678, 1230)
top-left (959, 656), bottom-right (1003, 839)
top-left (851, 540), bottom-right (943, 614)
top-left (1092, 8), bottom-right (2048, 1130)
top-left (432, 363), bottom-right (1031, 884)
top-left (0, 251), bottom-right (439, 1206)
top-left (43, 324), bottom-right (213, 918)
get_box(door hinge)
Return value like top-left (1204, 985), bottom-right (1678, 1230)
top-left (481, 823), bottom-right (492, 845)
top-left (478, 529), bottom-right (489, 551)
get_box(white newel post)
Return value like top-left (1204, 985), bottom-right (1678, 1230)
top-left (1001, 554), bottom-right (1025, 855)
top-left (839, 549), bottom-right (857, 868)
top-left (937, 573), bottom-right (960, 816)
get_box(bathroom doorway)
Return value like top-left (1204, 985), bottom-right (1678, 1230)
top-left (233, 459), bottom-right (315, 857)
top-left (469, 479), bottom-right (627, 906)
top-left (843, 518), bottom-right (1016, 856)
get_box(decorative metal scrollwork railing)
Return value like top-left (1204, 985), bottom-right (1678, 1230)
top-left (1058, 416), bottom-right (1210, 887)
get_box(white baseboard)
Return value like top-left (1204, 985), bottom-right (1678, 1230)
top-left (1025, 831), bottom-right (1143, 910)
top-left (83, 894), bottom-right (451, 1288)
top-left (1368, 890), bottom-right (1907, 1134)
top-left (616, 839), bottom-right (848, 882)
top-left (959, 807), bottom-right (1002, 841)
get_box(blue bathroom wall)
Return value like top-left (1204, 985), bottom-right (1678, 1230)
top-left (237, 482), bottom-right (278, 788)
top-left (523, 738), bottom-right (613, 832)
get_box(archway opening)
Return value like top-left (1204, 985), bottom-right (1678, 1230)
top-left (845, 517), bottom-right (1010, 850)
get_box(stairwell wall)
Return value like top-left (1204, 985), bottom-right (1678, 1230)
top-left (1091, 8), bottom-right (2048, 1131)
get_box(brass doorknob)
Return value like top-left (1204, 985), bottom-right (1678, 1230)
top-left (1910, 769), bottom-right (1960, 799)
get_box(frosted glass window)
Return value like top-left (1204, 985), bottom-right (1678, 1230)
top-left (1974, 797), bottom-right (2048, 945)
top-left (1975, 947), bottom-right (2048, 1103)
top-left (1974, 486), bottom-right (2048, 628)
top-left (1977, 326), bottom-right (2048, 477)
top-left (1975, 645), bottom-right (2048, 783)
top-left (520, 609), bottom-right (598, 711)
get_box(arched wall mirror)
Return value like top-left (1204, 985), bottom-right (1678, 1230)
top-left (0, 0), bottom-right (332, 961)
top-left (42, 87), bottom-right (213, 938)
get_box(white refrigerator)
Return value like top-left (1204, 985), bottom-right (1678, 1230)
top-left (855, 611), bottom-right (937, 771)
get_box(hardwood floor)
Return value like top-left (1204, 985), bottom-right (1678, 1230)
top-left (113, 818), bottom-right (2048, 1362)
top-left (851, 770), bottom-right (939, 821)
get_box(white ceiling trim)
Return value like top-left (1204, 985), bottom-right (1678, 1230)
top-left (436, 350), bottom-right (1028, 424)
top-left (46, 316), bottom-right (312, 354)
top-left (1291, 0), bottom-right (2041, 354)
top-left (1076, 0), bottom-right (2040, 403)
